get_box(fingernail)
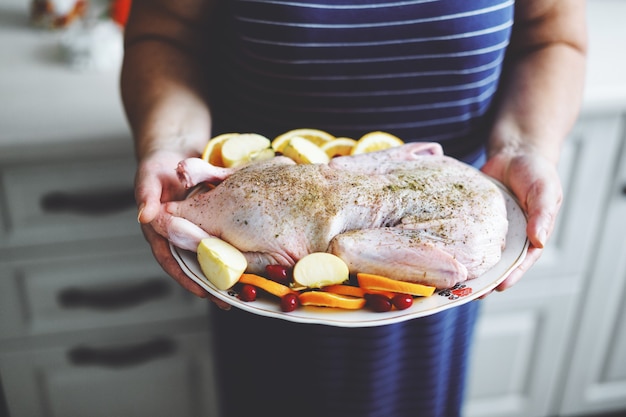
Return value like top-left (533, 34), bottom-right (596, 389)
top-left (137, 203), bottom-right (145, 223)
top-left (536, 227), bottom-right (547, 248)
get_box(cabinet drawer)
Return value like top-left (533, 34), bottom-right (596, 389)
top-left (0, 331), bottom-right (218, 417)
top-left (0, 157), bottom-right (138, 249)
top-left (0, 250), bottom-right (207, 339)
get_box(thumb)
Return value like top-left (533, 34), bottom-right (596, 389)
top-left (523, 175), bottom-right (562, 249)
top-left (137, 198), bottom-right (161, 224)
top-left (136, 172), bottom-right (163, 224)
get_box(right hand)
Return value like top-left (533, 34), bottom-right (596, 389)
top-left (135, 149), bottom-right (231, 308)
top-left (481, 144), bottom-right (563, 293)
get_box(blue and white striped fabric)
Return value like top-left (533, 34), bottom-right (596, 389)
top-left (206, 2), bottom-right (513, 416)
top-left (209, 0), bottom-right (514, 157)
top-left (211, 300), bottom-right (481, 417)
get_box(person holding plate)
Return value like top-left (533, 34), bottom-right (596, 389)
top-left (121, 0), bottom-right (586, 416)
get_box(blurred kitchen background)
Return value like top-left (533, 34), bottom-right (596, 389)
top-left (0, 0), bottom-right (625, 416)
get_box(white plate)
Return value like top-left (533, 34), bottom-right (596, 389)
top-left (171, 182), bottom-right (528, 327)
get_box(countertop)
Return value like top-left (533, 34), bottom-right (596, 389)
top-left (0, 1), bottom-right (129, 162)
top-left (1, 0), bottom-right (625, 161)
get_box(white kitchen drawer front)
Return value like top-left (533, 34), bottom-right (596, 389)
top-left (0, 331), bottom-right (218, 417)
top-left (558, 124), bottom-right (626, 416)
top-left (0, 250), bottom-right (208, 339)
top-left (0, 156), bottom-right (138, 249)
top-left (465, 287), bottom-right (579, 417)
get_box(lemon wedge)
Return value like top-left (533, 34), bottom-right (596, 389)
top-left (320, 137), bottom-right (358, 158)
top-left (201, 133), bottom-right (237, 166)
top-left (281, 136), bottom-right (330, 164)
top-left (272, 128), bottom-right (335, 153)
top-left (351, 131), bottom-right (404, 155)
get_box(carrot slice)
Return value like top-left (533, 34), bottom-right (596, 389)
top-left (364, 289), bottom-right (397, 299)
top-left (323, 284), bottom-right (395, 299)
top-left (299, 291), bottom-right (366, 310)
top-left (238, 273), bottom-right (296, 298)
top-left (357, 273), bottom-right (436, 297)
top-left (322, 284), bottom-right (366, 298)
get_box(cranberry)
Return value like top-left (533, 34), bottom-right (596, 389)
top-left (365, 293), bottom-right (392, 312)
top-left (265, 264), bottom-right (293, 285)
top-left (391, 294), bottom-right (413, 310)
top-left (238, 284), bottom-right (257, 302)
top-left (280, 293), bottom-right (299, 312)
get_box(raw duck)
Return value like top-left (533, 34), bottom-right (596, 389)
top-left (155, 142), bottom-right (509, 289)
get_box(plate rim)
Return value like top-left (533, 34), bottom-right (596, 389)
top-left (170, 181), bottom-right (529, 327)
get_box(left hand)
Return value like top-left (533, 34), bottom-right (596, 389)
top-left (135, 148), bottom-right (231, 309)
top-left (481, 146), bottom-right (563, 291)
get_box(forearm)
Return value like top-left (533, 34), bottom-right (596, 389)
top-left (120, 0), bottom-right (213, 160)
top-left (121, 43), bottom-right (211, 159)
top-left (488, 45), bottom-right (586, 163)
top-left (488, 0), bottom-right (587, 164)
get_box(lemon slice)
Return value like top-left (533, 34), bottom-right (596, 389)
top-left (320, 137), bottom-right (358, 158)
top-left (351, 131), bottom-right (404, 155)
top-left (281, 136), bottom-right (330, 164)
top-left (221, 133), bottom-right (275, 168)
top-left (201, 133), bottom-right (237, 166)
top-left (272, 128), bottom-right (335, 153)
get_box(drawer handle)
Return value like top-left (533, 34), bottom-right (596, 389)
top-left (41, 187), bottom-right (135, 216)
top-left (68, 337), bottom-right (177, 368)
top-left (58, 279), bottom-right (171, 310)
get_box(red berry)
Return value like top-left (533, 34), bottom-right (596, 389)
top-left (238, 284), bottom-right (257, 302)
top-left (365, 293), bottom-right (392, 312)
top-left (280, 293), bottom-right (299, 312)
top-left (265, 264), bottom-right (293, 285)
top-left (391, 294), bottom-right (413, 310)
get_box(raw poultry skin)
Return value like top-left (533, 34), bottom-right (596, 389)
top-left (159, 143), bottom-right (509, 289)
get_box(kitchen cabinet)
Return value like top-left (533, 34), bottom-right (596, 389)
top-left (0, 152), bottom-right (219, 417)
top-left (464, 114), bottom-right (626, 417)
top-left (0, 153), bottom-right (219, 417)
top-left (558, 117), bottom-right (626, 416)
top-left (0, 331), bottom-right (216, 417)
top-left (0, 2), bottom-right (219, 416)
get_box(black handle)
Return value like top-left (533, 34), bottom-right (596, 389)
top-left (68, 337), bottom-right (177, 368)
top-left (41, 187), bottom-right (135, 216)
top-left (58, 279), bottom-right (171, 310)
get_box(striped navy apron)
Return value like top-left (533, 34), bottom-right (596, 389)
top-left (207, 1), bottom-right (513, 416)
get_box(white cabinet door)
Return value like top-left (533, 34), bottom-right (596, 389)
top-left (559, 120), bottom-right (626, 416)
top-left (464, 114), bottom-right (624, 417)
top-left (464, 289), bottom-right (578, 417)
top-left (0, 332), bottom-right (218, 417)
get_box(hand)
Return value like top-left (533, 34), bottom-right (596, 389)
top-left (135, 149), bottom-right (231, 308)
top-left (481, 147), bottom-right (563, 291)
